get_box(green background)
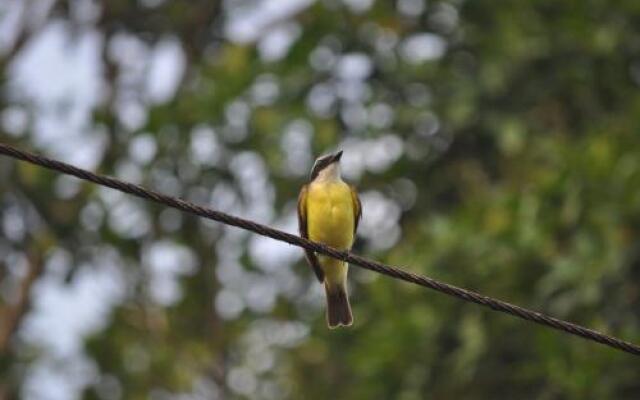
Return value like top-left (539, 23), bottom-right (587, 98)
top-left (1, 0), bottom-right (640, 398)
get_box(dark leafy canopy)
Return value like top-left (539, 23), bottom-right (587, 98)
top-left (2, 0), bottom-right (640, 399)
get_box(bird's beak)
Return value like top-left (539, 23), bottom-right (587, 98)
top-left (331, 150), bottom-right (343, 163)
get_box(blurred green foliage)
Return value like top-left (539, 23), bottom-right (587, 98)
top-left (2, 0), bottom-right (640, 399)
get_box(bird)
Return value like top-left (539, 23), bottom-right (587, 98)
top-left (297, 150), bottom-right (361, 328)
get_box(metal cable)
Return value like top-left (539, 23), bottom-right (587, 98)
top-left (1, 141), bottom-right (639, 356)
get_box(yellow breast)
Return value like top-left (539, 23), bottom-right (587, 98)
top-left (306, 181), bottom-right (355, 250)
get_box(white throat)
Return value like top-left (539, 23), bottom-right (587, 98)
top-left (315, 163), bottom-right (342, 183)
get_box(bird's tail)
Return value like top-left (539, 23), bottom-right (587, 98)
top-left (325, 281), bottom-right (353, 328)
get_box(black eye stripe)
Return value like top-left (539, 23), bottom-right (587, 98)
top-left (309, 156), bottom-right (333, 180)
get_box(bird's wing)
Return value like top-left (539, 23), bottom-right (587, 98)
top-left (298, 184), bottom-right (324, 282)
top-left (350, 185), bottom-right (362, 235)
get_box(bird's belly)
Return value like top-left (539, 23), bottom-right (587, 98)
top-left (307, 184), bottom-right (355, 250)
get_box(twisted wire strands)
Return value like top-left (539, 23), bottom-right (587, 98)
top-left (1, 142), bottom-right (638, 356)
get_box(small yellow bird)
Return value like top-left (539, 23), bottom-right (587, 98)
top-left (298, 150), bottom-right (361, 328)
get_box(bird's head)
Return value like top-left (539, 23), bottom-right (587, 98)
top-left (310, 150), bottom-right (343, 182)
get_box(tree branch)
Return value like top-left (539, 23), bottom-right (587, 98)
top-left (0, 253), bottom-right (43, 354)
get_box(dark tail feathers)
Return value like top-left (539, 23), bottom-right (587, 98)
top-left (325, 282), bottom-right (353, 328)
